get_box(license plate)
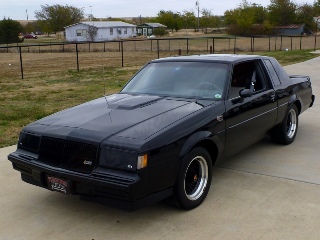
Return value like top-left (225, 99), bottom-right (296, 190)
top-left (47, 176), bottom-right (71, 194)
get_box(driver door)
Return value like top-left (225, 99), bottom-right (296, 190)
top-left (222, 60), bottom-right (277, 157)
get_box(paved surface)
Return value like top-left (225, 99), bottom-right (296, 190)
top-left (1, 57), bottom-right (320, 240)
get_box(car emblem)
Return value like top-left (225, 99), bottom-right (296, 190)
top-left (83, 160), bottom-right (92, 165)
top-left (216, 115), bottom-right (223, 122)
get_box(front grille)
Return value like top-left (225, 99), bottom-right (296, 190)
top-left (37, 137), bottom-right (98, 174)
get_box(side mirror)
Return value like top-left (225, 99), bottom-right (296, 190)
top-left (239, 88), bottom-right (253, 98)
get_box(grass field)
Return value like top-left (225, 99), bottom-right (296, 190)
top-left (0, 46), bottom-right (319, 147)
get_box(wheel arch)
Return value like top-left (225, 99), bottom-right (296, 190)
top-left (288, 94), bottom-right (301, 114)
top-left (179, 131), bottom-right (220, 166)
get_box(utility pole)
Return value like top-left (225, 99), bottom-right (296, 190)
top-left (26, 9), bottom-right (28, 24)
top-left (89, 6), bottom-right (93, 21)
top-left (195, 1), bottom-right (200, 32)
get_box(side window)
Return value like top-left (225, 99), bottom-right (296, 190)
top-left (263, 59), bottom-right (281, 86)
top-left (228, 60), bottom-right (268, 99)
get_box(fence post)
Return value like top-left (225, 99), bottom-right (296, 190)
top-left (157, 40), bottom-right (160, 59)
top-left (290, 36), bottom-right (293, 50)
top-left (50, 42), bottom-right (52, 53)
top-left (212, 38), bottom-right (215, 53)
top-left (314, 31), bottom-right (317, 51)
top-left (187, 38), bottom-right (189, 55)
top-left (104, 42), bottom-right (106, 52)
top-left (76, 43), bottom-right (79, 72)
top-left (169, 40), bottom-right (171, 52)
top-left (121, 41), bottom-right (124, 67)
top-left (300, 35), bottom-right (302, 50)
top-left (207, 38), bottom-right (208, 51)
top-left (269, 36), bottom-right (271, 51)
top-left (210, 46), bottom-right (212, 54)
top-left (252, 37), bottom-right (255, 52)
top-left (89, 42), bottom-right (91, 52)
top-left (280, 35), bottom-right (283, 50)
top-left (275, 36), bottom-right (277, 51)
top-left (178, 49), bottom-right (181, 55)
top-left (150, 40), bottom-right (153, 51)
top-left (19, 46), bottom-right (24, 79)
top-left (234, 37), bottom-right (237, 54)
top-left (7, 43), bottom-right (8, 53)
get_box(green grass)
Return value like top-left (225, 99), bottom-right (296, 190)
top-left (0, 50), bottom-right (319, 148)
top-left (255, 49), bottom-right (318, 66)
top-left (0, 66), bottom-right (139, 147)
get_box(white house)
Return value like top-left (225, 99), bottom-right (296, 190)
top-left (65, 21), bottom-right (137, 42)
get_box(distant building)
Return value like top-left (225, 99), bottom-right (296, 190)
top-left (137, 23), bottom-right (167, 36)
top-left (64, 21), bottom-right (137, 42)
top-left (274, 24), bottom-right (305, 36)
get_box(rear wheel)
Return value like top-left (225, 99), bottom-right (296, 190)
top-left (271, 105), bottom-right (299, 145)
top-left (173, 147), bottom-right (212, 210)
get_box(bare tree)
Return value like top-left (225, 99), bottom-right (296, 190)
top-left (87, 25), bottom-right (98, 42)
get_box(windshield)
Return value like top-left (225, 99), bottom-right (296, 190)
top-left (121, 61), bottom-right (229, 100)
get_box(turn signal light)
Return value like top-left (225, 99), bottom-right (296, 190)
top-left (137, 154), bottom-right (148, 169)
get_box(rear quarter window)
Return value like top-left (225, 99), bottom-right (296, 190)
top-left (263, 59), bottom-right (281, 87)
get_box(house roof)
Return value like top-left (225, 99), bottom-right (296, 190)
top-left (65, 21), bottom-right (136, 29)
top-left (273, 24), bottom-right (304, 29)
top-left (140, 23), bottom-right (167, 28)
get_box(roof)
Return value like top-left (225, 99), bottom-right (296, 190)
top-left (273, 24), bottom-right (304, 29)
top-left (152, 54), bottom-right (267, 63)
top-left (139, 23), bottom-right (167, 28)
top-left (65, 21), bottom-right (136, 29)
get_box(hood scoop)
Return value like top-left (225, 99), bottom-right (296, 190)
top-left (109, 95), bottom-right (162, 110)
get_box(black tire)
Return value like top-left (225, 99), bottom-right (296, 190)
top-left (173, 147), bottom-right (212, 210)
top-left (271, 104), bottom-right (299, 145)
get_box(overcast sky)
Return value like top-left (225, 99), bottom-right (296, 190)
top-left (0, 0), bottom-right (317, 20)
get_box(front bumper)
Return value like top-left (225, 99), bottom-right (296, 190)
top-left (8, 151), bottom-right (172, 211)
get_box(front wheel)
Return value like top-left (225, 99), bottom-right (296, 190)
top-left (174, 147), bottom-right (212, 210)
top-left (271, 104), bottom-right (299, 145)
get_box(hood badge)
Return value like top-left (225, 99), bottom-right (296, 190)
top-left (83, 160), bottom-right (93, 165)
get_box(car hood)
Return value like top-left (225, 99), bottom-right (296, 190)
top-left (23, 94), bottom-right (206, 145)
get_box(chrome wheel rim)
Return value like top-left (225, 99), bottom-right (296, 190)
top-left (184, 156), bottom-right (209, 201)
top-left (287, 109), bottom-right (297, 138)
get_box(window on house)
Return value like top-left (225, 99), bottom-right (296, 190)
top-left (76, 29), bottom-right (87, 36)
top-left (148, 29), bottom-right (152, 34)
top-left (110, 28), bottom-right (113, 35)
top-left (124, 28), bottom-right (127, 34)
top-left (118, 29), bottom-right (122, 34)
top-left (132, 28), bottom-right (135, 33)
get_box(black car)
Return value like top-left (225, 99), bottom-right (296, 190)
top-left (8, 54), bottom-right (315, 211)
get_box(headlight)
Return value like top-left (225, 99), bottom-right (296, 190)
top-left (18, 132), bottom-right (41, 153)
top-left (99, 148), bottom-right (148, 171)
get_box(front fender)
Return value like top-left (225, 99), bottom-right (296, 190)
top-left (179, 131), bottom-right (224, 162)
